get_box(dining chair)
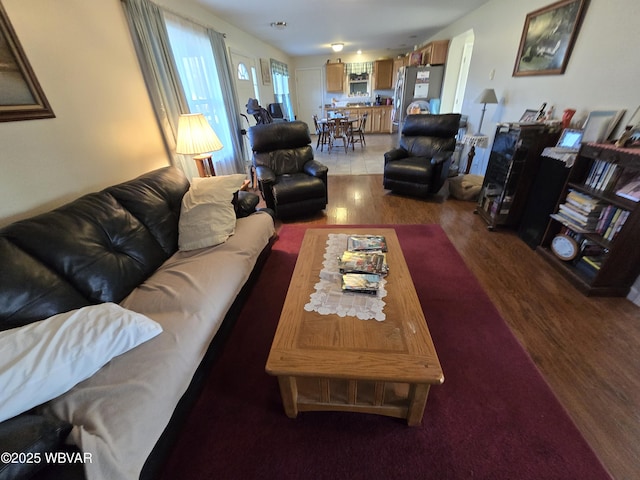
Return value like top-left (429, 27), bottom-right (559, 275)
top-left (328, 118), bottom-right (350, 153)
top-left (349, 113), bottom-right (368, 149)
top-left (312, 114), bottom-right (330, 151)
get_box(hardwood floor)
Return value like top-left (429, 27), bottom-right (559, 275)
top-left (257, 169), bottom-right (639, 480)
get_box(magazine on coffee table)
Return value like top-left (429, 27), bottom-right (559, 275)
top-left (338, 251), bottom-right (388, 276)
top-left (341, 273), bottom-right (382, 295)
top-left (347, 235), bottom-right (388, 252)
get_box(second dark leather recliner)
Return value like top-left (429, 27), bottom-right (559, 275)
top-left (248, 121), bottom-right (328, 218)
top-left (383, 113), bottom-right (461, 197)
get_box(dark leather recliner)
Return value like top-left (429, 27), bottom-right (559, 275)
top-left (248, 121), bottom-right (328, 218)
top-left (383, 113), bottom-right (461, 197)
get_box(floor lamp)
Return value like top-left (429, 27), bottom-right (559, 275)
top-left (176, 113), bottom-right (223, 177)
top-left (474, 88), bottom-right (498, 135)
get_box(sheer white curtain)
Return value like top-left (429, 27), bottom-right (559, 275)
top-left (163, 13), bottom-right (243, 176)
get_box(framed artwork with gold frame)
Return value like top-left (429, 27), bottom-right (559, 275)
top-left (513, 0), bottom-right (589, 77)
top-left (0, 3), bottom-right (54, 122)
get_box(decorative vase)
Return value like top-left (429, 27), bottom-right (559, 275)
top-left (562, 109), bottom-right (576, 129)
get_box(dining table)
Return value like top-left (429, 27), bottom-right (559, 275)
top-left (319, 116), bottom-right (360, 152)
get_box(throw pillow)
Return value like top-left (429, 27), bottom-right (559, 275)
top-left (0, 303), bottom-right (162, 423)
top-left (178, 173), bottom-right (247, 251)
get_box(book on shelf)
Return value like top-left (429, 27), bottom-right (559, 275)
top-left (558, 203), bottom-right (600, 226)
top-left (615, 175), bottom-right (640, 202)
top-left (603, 209), bottom-right (629, 241)
top-left (566, 190), bottom-right (602, 212)
top-left (550, 213), bottom-right (591, 233)
top-left (346, 235), bottom-right (388, 252)
top-left (341, 273), bottom-right (381, 295)
top-left (574, 255), bottom-right (603, 279)
top-left (338, 251), bottom-right (388, 276)
top-left (585, 160), bottom-right (622, 192)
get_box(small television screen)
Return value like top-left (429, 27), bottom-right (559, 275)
top-left (556, 129), bottom-right (584, 149)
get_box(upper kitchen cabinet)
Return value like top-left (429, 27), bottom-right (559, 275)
top-left (420, 40), bottom-right (450, 65)
top-left (373, 59), bottom-right (394, 90)
top-left (326, 62), bottom-right (345, 92)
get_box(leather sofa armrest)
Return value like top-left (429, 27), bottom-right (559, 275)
top-left (384, 148), bottom-right (408, 165)
top-left (254, 166), bottom-right (276, 185)
top-left (0, 415), bottom-right (72, 480)
top-left (431, 152), bottom-right (453, 165)
top-left (233, 191), bottom-right (260, 218)
top-left (303, 160), bottom-right (328, 178)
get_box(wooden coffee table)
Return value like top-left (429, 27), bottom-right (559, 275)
top-left (265, 228), bottom-right (443, 426)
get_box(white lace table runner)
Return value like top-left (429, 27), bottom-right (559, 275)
top-left (304, 233), bottom-right (387, 321)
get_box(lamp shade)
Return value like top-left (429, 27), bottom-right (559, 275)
top-left (176, 113), bottom-right (223, 155)
top-left (331, 43), bottom-right (344, 52)
top-left (475, 88), bottom-right (498, 105)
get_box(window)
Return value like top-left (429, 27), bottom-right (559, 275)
top-left (270, 59), bottom-right (294, 120)
top-left (163, 12), bottom-right (236, 173)
top-left (237, 63), bottom-right (249, 81)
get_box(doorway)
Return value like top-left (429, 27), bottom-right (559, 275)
top-left (230, 50), bottom-right (260, 169)
top-left (295, 67), bottom-right (324, 129)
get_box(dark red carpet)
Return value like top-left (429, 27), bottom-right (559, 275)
top-left (160, 224), bottom-right (611, 480)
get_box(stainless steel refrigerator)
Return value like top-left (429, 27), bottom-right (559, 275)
top-left (392, 65), bottom-right (444, 126)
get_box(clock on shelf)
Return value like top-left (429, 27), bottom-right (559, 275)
top-left (551, 234), bottom-right (578, 261)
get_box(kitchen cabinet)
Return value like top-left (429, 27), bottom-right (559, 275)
top-left (323, 106), bottom-right (392, 133)
top-left (370, 106), bottom-right (392, 133)
top-left (392, 57), bottom-right (408, 88)
top-left (373, 59), bottom-right (394, 90)
top-left (420, 40), bottom-right (450, 65)
top-left (326, 62), bottom-right (345, 92)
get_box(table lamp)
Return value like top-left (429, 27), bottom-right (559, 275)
top-left (176, 113), bottom-right (223, 177)
top-left (474, 88), bottom-right (498, 135)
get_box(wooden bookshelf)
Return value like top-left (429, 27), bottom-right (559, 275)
top-left (538, 143), bottom-right (640, 296)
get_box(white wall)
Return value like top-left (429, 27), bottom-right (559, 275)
top-left (0, 0), bottom-right (169, 225)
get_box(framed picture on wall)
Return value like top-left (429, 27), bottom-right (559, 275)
top-left (513, 0), bottom-right (589, 77)
top-left (260, 58), bottom-right (271, 85)
top-left (0, 3), bottom-right (55, 122)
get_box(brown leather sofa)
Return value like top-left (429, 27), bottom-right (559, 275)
top-left (383, 113), bottom-right (461, 197)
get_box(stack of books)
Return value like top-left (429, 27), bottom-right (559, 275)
top-left (553, 190), bottom-right (603, 231)
top-left (339, 235), bottom-right (388, 295)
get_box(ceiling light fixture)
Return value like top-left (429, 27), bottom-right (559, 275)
top-left (331, 43), bottom-right (344, 52)
top-left (270, 21), bottom-right (287, 30)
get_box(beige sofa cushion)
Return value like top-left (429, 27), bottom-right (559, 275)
top-left (43, 212), bottom-right (275, 480)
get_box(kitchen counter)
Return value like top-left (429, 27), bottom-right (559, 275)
top-left (324, 105), bottom-right (393, 134)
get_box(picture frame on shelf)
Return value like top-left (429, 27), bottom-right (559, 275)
top-left (625, 106), bottom-right (640, 148)
top-left (513, 0), bottom-right (589, 77)
top-left (519, 109), bottom-right (538, 123)
top-left (408, 51), bottom-right (422, 66)
top-left (0, 3), bottom-right (55, 122)
top-left (582, 110), bottom-right (625, 144)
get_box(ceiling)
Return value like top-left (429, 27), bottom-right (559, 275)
top-left (196, 0), bottom-right (491, 57)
